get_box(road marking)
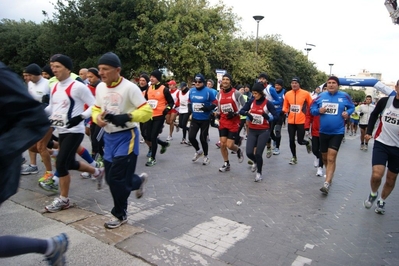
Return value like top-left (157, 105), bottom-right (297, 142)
top-left (171, 216), bottom-right (251, 258)
top-left (292, 255), bottom-right (312, 266)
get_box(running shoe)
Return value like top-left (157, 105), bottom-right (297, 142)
top-left (202, 156), bottom-right (210, 165)
top-left (219, 163), bottom-right (230, 172)
top-left (160, 142), bottom-right (170, 154)
top-left (364, 192), bottom-right (378, 209)
top-left (135, 173), bottom-right (148, 199)
top-left (104, 216), bottom-right (128, 229)
top-left (254, 173), bottom-right (262, 182)
top-left (21, 164), bottom-right (39, 175)
top-left (375, 200), bottom-right (385, 214)
top-left (45, 197), bottom-right (70, 213)
top-left (215, 141), bottom-right (221, 149)
top-left (306, 142), bottom-right (312, 154)
top-left (174, 122), bottom-right (180, 132)
top-left (146, 157), bottom-right (157, 167)
top-left (237, 136), bottom-right (244, 147)
top-left (38, 172), bottom-right (54, 183)
top-left (320, 182), bottom-right (330, 195)
top-left (273, 148), bottom-right (280, 155)
top-left (166, 135), bottom-right (173, 141)
top-left (93, 168), bottom-right (105, 189)
top-left (192, 150), bottom-right (204, 162)
top-left (247, 160), bottom-right (254, 165)
top-left (231, 151), bottom-right (237, 154)
top-left (316, 167), bottom-right (323, 177)
top-left (289, 157), bottom-right (297, 165)
top-left (146, 149), bottom-right (152, 158)
top-left (45, 233), bottom-right (69, 266)
top-left (80, 172), bottom-right (92, 179)
top-left (21, 157), bottom-right (27, 165)
top-left (237, 148), bottom-right (244, 163)
top-left (364, 144), bottom-right (368, 151)
top-left (360, 144), bottom-right (364, 150)
top-left (181, 138), bottom-right (186, 144)
top-left (39, 179), bottom-right (59, 193)
top-left (266, 148), bottom-right (272, 158)
top-left (250, 164), bottom-right (257, 172)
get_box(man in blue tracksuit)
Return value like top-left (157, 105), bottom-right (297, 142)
top-left (310, 76), bottom-right (355, 195)
top-left (267, 78), bottom-right (286, 155)
top-left (188, 73), bottom-right (218, 165)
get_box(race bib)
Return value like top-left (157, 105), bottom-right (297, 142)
top-left (220, 103), bottom-right (234, 114)
top-left (148, 99), bottom-right (158, 109)
top-left (322, 103), bottom-right (339, 115)
top-left (50, 113), bottom-right (67, 128)
top-left (251, 114), bottom-right (264, 125)
top-left (193, 103), bottom-right (204, 112)
top-left (290, 104), bottom-right (300, 113)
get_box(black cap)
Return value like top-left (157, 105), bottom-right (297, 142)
top-left (194, 73), bottom-right (206, 83)
top-left (140, 73), bottom-right (150, 83)
top-left (252, 82), bottom-right (264, 92)
top-left (180, 82), bottom-right (187, 89)
top-left (150, 69), bottom-right (162, 81)
top-left (24, 63), bottom-right (41, 76)
top-left (98, 52), bottom-right (121, 68)
top-left (291, 77), bottom-right (301, 83)
top-left (42, 65), bottom-right (54, 77)
top-left (223, 73), bottom-right (233, 82)
top-left (87, 67), bottom-right (100, 78)
top-left (275, 79), bottom-right (283, 86)
top-left (327, 76), bottom-right (340, 86)
top-left (50, 54), bottom-right (73, 70)
top-left (258, 72), bottom-right (269, 80)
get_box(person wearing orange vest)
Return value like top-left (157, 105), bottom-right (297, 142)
top-left (282, 77), bottom-right (313, 165)
top-left (239, 82), bottom-right (277, 182)
top-left (144, 69), bottom-right (174, 166)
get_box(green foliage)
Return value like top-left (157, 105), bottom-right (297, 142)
top-left (341, 88), bottom-right (366, 102)
top-left (0, 0), bottom-right (329, 85)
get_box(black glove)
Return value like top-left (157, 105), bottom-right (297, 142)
top-left (200, 105), bottom-right (213, 112)
top-left (163, 107), bottom-right (171, 116)
top-left (66, 115), bottom-right (84, 128)
top-left (262, 113), bottom-right (269, 121)
top-left (104, 113), bottom-right (131, 128)
top-left (227, 111), bottom-right (236, 119)
top-left (246, 112), bottom-right (253, 121)
top-left (359, 112), bottom-right (364, 116)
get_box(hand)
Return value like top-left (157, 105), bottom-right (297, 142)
top-left (305, 129), bottom-right (310, 139)
top-left (96, 112), bottom-right (108, 127)
top-left (227, 111), bottom-right (236, 119)
top-left (163, 107), bottom-right (170, 116)
top-left (262, 113), bottom-right (269, 121)
top-left (319, 107), bottom-right (326, 114)
top-left (342, 111), bottom-right (348, 120)
top-left (246, 112), bottom-right (253, 121)
top-left (104, 113), bottom-right (131, 128)
top-left (365, 134), bottom-right (372, 141)
top-left (66, 115), bottom-right (84, 128)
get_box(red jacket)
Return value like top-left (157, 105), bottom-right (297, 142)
top-left (305, 100), bottom-right (320, 137)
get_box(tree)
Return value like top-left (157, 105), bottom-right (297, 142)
top-left (341, 88), bottom-right (366, 102)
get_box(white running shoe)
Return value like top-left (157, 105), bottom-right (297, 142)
top-left (316, 167), bottom-right (323, 177)
top-left (313, 157), bottom-right (318, 168)
top-left (254, 173), bottom-right (262, 182)
top-left (166, 136), bottom-right (173, 141)
top-left (192, 150), bottom-right (204, 162)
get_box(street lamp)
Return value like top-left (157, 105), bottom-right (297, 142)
top-left (329, 63), bottom-right (334, 76)
top-left (253, 15), bottom-right (264, 54)
top-left (304, 43), bottom-right (316, 59)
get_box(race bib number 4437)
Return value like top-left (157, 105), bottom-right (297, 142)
top-left (322, 103), bottom-right (339, 115)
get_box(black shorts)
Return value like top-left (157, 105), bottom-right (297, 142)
top-left (359, 124), bottom-right (367, 130)
top-left (219, 128), bottom-right (238, 140)
top-left (319, 133), bottom-right (344, 153)
top-left (372, 140), bottom-right (399, 173)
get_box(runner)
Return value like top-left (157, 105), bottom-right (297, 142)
top-left (188, 73), bottom-right (218, 165)
top-left (310, 76), bottom-right (355, 194)
top-left (268, 78), bottom-right (286, 155)
top-left (175, 82), bottom-right (191, 145)
top-left (239, 82), bottom-right (277, 182)
top-left (363, 80), bottom-right (399, 214)
top-left (165, 80), bottom-right (179, 141)
top-left (92, 52), bottom-right (153, 228)
top-left (282, 77), bottom-right (313, 165)
top-left (358, 95), bottom-right (375, 151)
top-left (216, 73), bottom-right (246, 172)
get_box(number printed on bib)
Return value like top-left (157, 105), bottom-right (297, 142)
top-left (193, 103), bottom-right (204, 112)
top-left (221, 103), bottom-right (233, 114)
top-left (251, 114), bottom-right (264, 125)
top-left (50, 113), bottom-right (67, 128)
top-left (322, 103), bottom-right (339, 115)
top-left (147, 99), bottom-right (158, 109)
top-left (290, 104), bottom-right (300, 113)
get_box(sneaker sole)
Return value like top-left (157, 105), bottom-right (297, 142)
top-left (104, 219), bottom-right (128, 229)
top-left (21, 171), bottom-right (39, 175)
top-left (45, 205), bottom-right (70, 213)
top-left (363, 201), bottom-right (373, 209)
top-left (320, 187), bottom-right (329, 195)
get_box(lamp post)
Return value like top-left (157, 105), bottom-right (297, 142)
top-left (253, 15), bottom-right (264, 54)
top-left (304, 43), bottom-right (316, 59)
top-left (329, 63), bottom-right (334, 76)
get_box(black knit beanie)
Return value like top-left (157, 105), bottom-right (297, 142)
top-left (87, 67), bottom-right (100, 78)
top-left (252, 82), bottom-right (264, 92)
top-left (327, 76), bottom-right (340, 86)
top-left (98, 52), bottom-right (121, 68)
top-left (150, 69), bottom-right (163, 82)
top-left (223, 73), bottom-right (233, 83)
top-left (42, 65), bottom-right (54, 77)
top-left (24, 63), bottom-right (42, 76)
top-left (50, 54), bottom-right (73, 70)
top-left (275, 79), bottom-right (283, 86)
top-left (140, 73), bottom-right (150, 83)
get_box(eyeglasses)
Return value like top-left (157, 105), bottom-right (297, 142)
top-left (194, 81), bottom-right (203, 84)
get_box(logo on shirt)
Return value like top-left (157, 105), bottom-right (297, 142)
top-left (338, 98), bottom-right (343, 102)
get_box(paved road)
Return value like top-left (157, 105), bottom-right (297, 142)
top-left (3, 126), bottom-right (399, 265)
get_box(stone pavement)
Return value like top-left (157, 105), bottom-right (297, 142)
top-left (4, 126), bottom-right (399, 265)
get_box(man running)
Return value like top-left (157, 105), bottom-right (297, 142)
top-left (358, 95), bottom-right (375, 151)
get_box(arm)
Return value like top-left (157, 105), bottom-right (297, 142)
top-left (266, 100), bottom-right (278, 120)
top-left (239, 98), bottom-right (254, 115)
top-left (366, 97), bottom-right (387, 135)
top-left (310, 96), bottom-right (320, 116)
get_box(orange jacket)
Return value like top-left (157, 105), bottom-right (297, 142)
top-left (282, 88), bottom-right (312, 124)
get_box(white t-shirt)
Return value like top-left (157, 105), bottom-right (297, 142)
top-left (28, 77), bottom-right (50, 102)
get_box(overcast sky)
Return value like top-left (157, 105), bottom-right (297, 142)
top-left (1, 0), bottom-right (398, 83)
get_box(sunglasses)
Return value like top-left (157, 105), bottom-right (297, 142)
top-left (194, 81), bottom-right (203, 84)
